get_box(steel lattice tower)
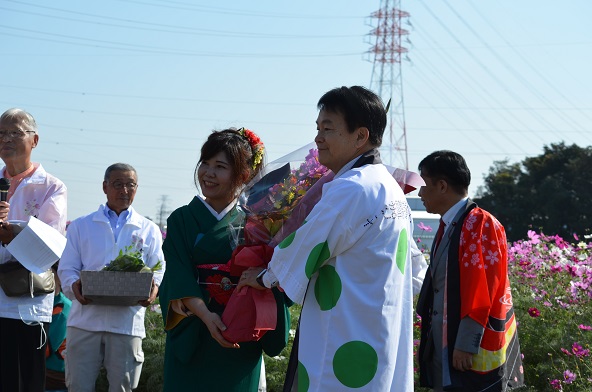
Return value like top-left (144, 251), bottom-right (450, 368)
top-left (366, 0), bottom-right (410, 169)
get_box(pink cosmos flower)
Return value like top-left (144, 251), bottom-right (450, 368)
top-left (528, 307), bottom-right (541, 317)
top-left (572, 342), bottom-right (590, 357)
top-left (417, 222), bottom-right (433, 232)
top-left (578, 324), bottom-right (592, 331)
top-left (527, 230), bottom-right (541, 244)
top-left (549, 379), bottom-right (562, 389)
top-left (563, 369), bottom-right (576, 384)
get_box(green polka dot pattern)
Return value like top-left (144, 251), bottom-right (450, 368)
top-left (278, 230), bottom-right (296, 249)
top-left (304, 241), bottom-right (330, 278)
top-left (297, 361), bottom-right (310, 392)
top-left (395, 228), bottom-right (408, 274)
top-left (277, 220), bottom-right (308, 249)
top-left (314, 265), bottom-right (342, 310)
top-left (333, 340), bottom-right (378, 388)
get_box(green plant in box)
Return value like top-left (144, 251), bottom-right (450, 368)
top-left (102, 245), bottom-right (162, 273)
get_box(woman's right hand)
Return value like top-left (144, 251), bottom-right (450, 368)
top-left (201, 311), bottom-right (240, 349)
top-left (181, 297), bottom-right (240, 349)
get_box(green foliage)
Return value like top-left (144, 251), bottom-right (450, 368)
top-left (96, 303), bottom-right (301, 392)
top-left (412, 231), bottom-right (592, 391)
top-left (137, 308), bottom-right (166, 391)
top-left (264, 303), bottom-right (301, 391)
top-left (101, 230), bottom-right (592, 391)
top-left (508, 231), bottom-right (592, 390)
top-left (475, 142), bottom-right (592, 241)
top-left (102, 246), bottom-right (163, 272)
top-left (513, 300), bottom-right (592, 390)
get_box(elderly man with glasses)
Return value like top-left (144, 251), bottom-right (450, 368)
top-left (58, 163), bottom-right (165, 392)
top-left (0, 108), bottom-right (68, 391)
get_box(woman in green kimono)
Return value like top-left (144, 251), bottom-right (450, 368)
top-left (159, 128), bottom-right (290, 391)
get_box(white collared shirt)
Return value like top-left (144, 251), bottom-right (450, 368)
top-left (58, 204), bottom-right (165, 338)
top-left (440, 197), bottom-right (469, 236)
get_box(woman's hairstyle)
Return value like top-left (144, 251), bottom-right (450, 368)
top-left (317, 86), bottom-right (386, 146)
top-left (194, 128), bottom-right (265, 194)
top-left (0, 108), bottom-right (38, 134)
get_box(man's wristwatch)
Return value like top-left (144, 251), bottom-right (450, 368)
top-left (255, 268), bottom-right (267, 288)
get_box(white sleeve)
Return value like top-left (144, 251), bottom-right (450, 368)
top-left (262, 268), bottom-right (279, 288)
top-left (145, 223), bottom-right (165, 286)
top-left (409, 239), bottom-right (428, 295)
top-left (57, 221), bottom-right (83, 298)
top-left (268, 180), bottom-right (364, 304)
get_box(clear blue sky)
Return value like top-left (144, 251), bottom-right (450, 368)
top-left (2, 0), bottom-right (591, 223)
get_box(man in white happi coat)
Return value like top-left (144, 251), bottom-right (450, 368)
top-left (238, 86), bottom-right (426, 391)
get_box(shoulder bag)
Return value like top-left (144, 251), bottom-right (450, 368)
top-left (0, 261), bottom-right (55, 298)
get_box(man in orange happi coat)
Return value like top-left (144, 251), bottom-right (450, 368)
top-left (416, 150), bottom-right (524, 392)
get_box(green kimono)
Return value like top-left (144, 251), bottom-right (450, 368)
top-left (159, 197), bottom-right (290, 392)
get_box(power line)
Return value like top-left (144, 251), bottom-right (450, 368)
top-left (0, 84), bottom-right (310, 107)
top-left (0, 100), bottom-right (310, 127)
top-left (442, 1), bottom-right (592, 141)
top-left (409, 29), bottom-right (550, 148)
top-left (3, 1), bottom-right (360, 39)
top-left (0, 25), bottom-right (362, 58)
top-left (416, 0), bottom-right (584, 145)
top-left (115, 0), bottom-right (363, 20)
top-left (464, 0), bottom-right (592, 125)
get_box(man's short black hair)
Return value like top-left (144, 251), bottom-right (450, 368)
top-left (418, 150), bottom-right (471, 194)
top-left (317, 86), bottom-right (386, 146)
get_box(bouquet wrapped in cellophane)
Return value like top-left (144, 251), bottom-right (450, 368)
top-left (239, 143), bottom-right (331, 247)
top-left (220, 143), bottom-right (331, 343)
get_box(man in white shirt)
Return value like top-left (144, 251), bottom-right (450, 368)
top-left (0, 108), bottom-right (67, 392)
top-left (58, 163), bottom-right (164, 392)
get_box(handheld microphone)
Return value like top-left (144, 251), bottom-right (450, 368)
top-left (0, 178), bottom-right (10, 202)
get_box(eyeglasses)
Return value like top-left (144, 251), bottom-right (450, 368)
top-left (0, 130), bottom-right (36, 139)
top-left (110, 181), bottom-right (138, 190)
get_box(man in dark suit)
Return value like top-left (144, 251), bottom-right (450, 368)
top-left (416, 150), bottom-right (524, 392)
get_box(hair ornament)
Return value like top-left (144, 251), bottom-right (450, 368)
top-left (237, 127), bottom-right (265, 171)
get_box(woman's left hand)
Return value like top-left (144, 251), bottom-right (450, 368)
top-left (236, 267), bottom-right (266, 291)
